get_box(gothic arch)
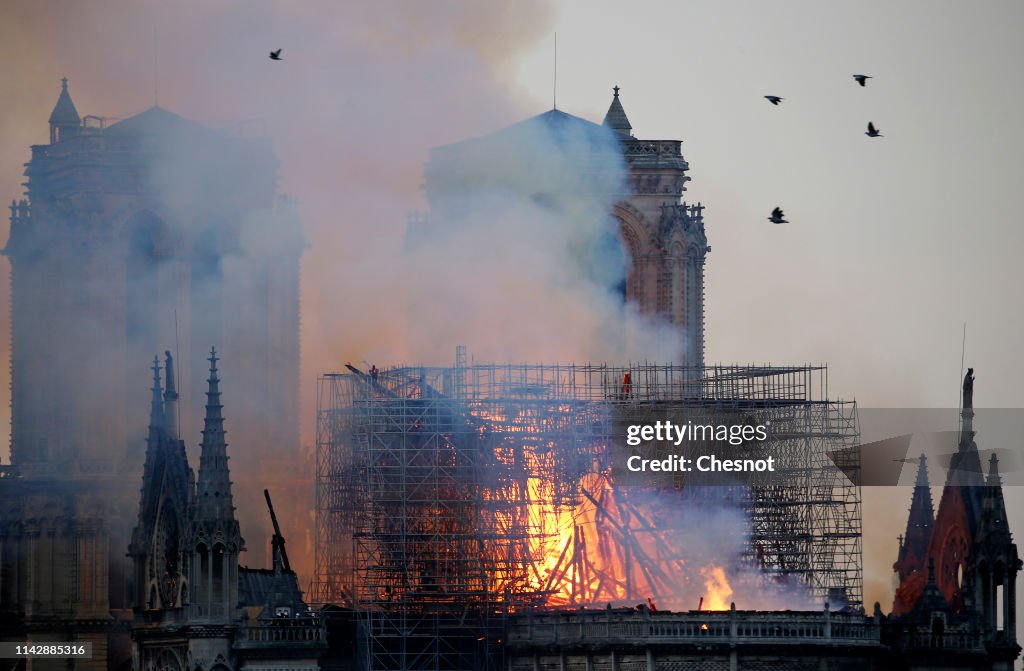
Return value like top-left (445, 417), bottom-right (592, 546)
top-left (154, 649), bottom-right (183, 671)
top-left (113, 202), bottom-right (182, 255)
top-left (612, 203), bottom-right (648, 306)
top-left (612, 202), bottom-right (650, 252)
top-left (936, 524), bottom-right (970, 608)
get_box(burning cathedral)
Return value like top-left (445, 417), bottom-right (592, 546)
top-left (0, 79), bottom-right (1019, 671)
top-left (312, 89), bottom-right (1021, 671)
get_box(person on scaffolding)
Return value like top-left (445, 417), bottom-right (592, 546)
top-left (369, 364), bottom-right (379, 381)
top-left (621, 371), bottom-right (632, 400)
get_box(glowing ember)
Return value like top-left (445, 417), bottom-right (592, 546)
top-left (700, 565), bottom-right (733, 610)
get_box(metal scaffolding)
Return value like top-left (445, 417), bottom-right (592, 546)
top-left (313, 361), bottom-right (862, 671)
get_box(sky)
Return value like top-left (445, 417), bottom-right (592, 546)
top-left (1, 0), bottom-right (1023, 622)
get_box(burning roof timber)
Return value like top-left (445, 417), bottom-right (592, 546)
top-left (313, 361), bottom-right (862, 619)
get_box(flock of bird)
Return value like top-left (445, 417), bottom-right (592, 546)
top-left (268, 48), bottom-right (873, 228)
top-left (766, 74), bottom-right (880, 225)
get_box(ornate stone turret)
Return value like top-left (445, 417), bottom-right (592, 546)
top-left (133, 357), bottom-right (165, 536)
top-left (195, 348), bottom-right (237, 522)
top-left (129, 355), bottom-right (194, 612)
top-left (48, 77), bottom-right (80, 143)
top-left (189, 348), bottom-right (243, 624)
top-left (602, 85), bottom-right (633, 138)
top-left (896, 457), bottom-right (934, 579)
top-left (971, 453), bottom-right (1021, 652)
top-left (892, 455), bottom-right (936, 615)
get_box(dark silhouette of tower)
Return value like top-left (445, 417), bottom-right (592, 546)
top-left (0, 79), bottom-right (304, 669)
top-left (892, 455), bottom-right (935, 615)
top-left (129, 351), bottom-right (320, 671)
top-left (889, 369), bottom-right (1021, 667)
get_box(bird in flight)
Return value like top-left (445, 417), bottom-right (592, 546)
top-left (764, 96), bottom-right (783, 106)
top-left (270, 49), bottom-right (283, 61)
top-left (853, 74), bottom-right (871, 87)
top-left (768, 207), bottom-right (788, 224)
top-left (865, 122), bottom-right (883, 138)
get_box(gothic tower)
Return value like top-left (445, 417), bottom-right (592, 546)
top-left (1, 79), bottom-right (304, 669)
top-left (603, 86), bottom-right (709, 367)
top-left (419, 86), bottom-right (709, 366)
top-left (890, 368), bottom-right (1021, 667)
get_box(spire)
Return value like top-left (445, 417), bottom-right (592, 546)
top-left (148, 355), bottom-right (164, 434)
top-left (602, 85), bottom-right (633, 139)
top-left (960, 367), bottom-right (975, 440)
top-left (978, 453), bottom-right (1012, 545)
top-left (895, 455), bottom-right (934, 581)
top-left (986, 453), bottom-right (1001, 487)
top-left (946, 366), bottom-right (983, 487)
top-left (48, 77), bottom-right (81, 143)
top-left (196, 348), bottom-right (236, 521)
top-left (163, 351), bottom-right (179, 441)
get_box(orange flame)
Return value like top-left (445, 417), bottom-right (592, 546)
top-left (700, 565), bottom-right (732, 610)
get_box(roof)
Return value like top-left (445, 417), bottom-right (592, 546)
top-left (433, 107), bottom-right (611, 157)
top-left (105, 106), bottom-right (222, 140)
top-left (49, 78), bottom-right (80, 126)
top-left (423, 107), bottom-right (625, 207)
top-left (239, 566), bottom-right (305, 617)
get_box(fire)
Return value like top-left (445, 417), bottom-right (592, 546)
top-left (525, 473), bottom-right (603, 605)
top-left (475, 407), bottom-right (697, 609)
top-left (700, 565), bottom-right (732, 610)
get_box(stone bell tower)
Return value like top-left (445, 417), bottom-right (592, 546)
top-left (0, 78), bottom-right (304, 670)
top-left (604, 86), bottom-right (709, 368)
top-left (420, 86), bottom-right (710, 367)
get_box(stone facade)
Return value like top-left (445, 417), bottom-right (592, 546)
top-left (0, 79), bottom-right (304, 670)
top-left (504, 606), bottom-right (881, 671)
top-left (603, 88), bottom-right (708, 368)
top-left (129, 351), bottom-right (323, 671)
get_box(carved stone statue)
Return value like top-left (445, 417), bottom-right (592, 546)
top-left (963, 368), bottom-right (975, 410)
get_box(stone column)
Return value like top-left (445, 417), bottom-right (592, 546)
top-left (1008, 572), bottom-right (1017, 643)
top-left (1002, 571), bottom-right (1011, 638)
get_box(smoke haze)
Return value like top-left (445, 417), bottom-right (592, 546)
top-left (0, 0), bottom-right (558, 581)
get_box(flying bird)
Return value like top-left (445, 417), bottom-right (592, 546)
top-left (270, 49), bottom-right (282, 61)
top-left (768, 207), bottom-right (788, 224)
top-left (865, 122), bottom-right (883, 137)
top-left (764, 96), bottom-right (783, 106)
top-left (853, 74), bottom-right (871, 87)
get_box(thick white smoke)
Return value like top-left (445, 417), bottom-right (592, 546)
top-left (402, 112), bottom-right (683, 365)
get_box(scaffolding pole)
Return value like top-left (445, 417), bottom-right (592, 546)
top-left (313, 362), bottom-right (862, 670)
